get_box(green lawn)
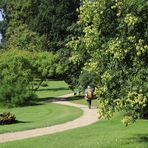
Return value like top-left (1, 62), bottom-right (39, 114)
top-left (67, 95), bottom-right (98, 107)
top-left (0, 103), bottom-right (82, 134)
top-left (36, 80), bottom-right (72, 99)
top-left (0, 81), bottom-right (82, 134)
top-left (1, 96), bottom-right (147, 148)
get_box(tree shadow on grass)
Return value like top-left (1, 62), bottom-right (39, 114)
top-left (37, 96), bottom-right (70, 103)
top-left (22, 102), bottom-right (45, 107)
top-left (37, 97), bottom-right (55, 102)
top-left (37, 87), bottom-right (69, 92)
top-left (15, 120), bottom-right (31, 124)
top-left (124, 134), bottom-right (148, 146)
top-left (68, 96), bottom-right (82, 100)
top-left (26, 95), bottom-right (68, 106)
top-left (36, 95), bottom-right (82, 103)
top-left (0, 120), bottom-right (31, 126)
top-left (133, 134), bottom-right (148, 143)
top-left (35, 95), bottom-right (98, 104)
top-left (67, 95), bottom-right (96, 101)
top-left (36, 94), bottom-right (77, 103)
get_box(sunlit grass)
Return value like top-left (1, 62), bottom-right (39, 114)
top-left (36, 80), bottom-right (72, 98)
top-left (0, 81), bottom-right (82, 134)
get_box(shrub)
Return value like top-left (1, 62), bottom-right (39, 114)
top-left (0, 112), bottom-right (16, 125)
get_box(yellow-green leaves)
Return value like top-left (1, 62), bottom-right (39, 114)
top-left (135, 39), bottom-right (148, 57)
top-left (83, 26), bottom-right (98, 49)
top-left (121, 116), bottom-right (134, 127)
top-left (67, 0), bottom-right (148, 124)
top-left (111, 0), bottom-right (124, 17)
top-left (126, 91), bottom-right (147, 108)
top-left (124, 13), bottom-right (139, 27)
top-left (83, 60), bottom-right (98, 73)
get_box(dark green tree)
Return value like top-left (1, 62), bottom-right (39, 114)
top-left (29, 0), bottom-right (80, 51)
top-left (0, 0), bottom-right (80, 51)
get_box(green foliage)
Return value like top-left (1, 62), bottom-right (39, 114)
top-left (0, 50), bottom-right (36, 106)
top-left (78, 71), bottom-right (99, 91)
top-left (5, 24), bottom-right (45, 51)
top-left (0, 112), bottom-right (16, 125)
top-left (67, 0), bottom-right (148, 123)
top-left (0, 0), bottom-right (80, 95)
top-left (30, 51), bottom-right (61, 79)
top-left (0, 0), bottom-right (80, 51)
top-left (0, 49), bottom-right (61, 106)
top-left (28, 0), bottom-right (80, 50)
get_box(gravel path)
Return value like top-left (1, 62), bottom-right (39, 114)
top-left (0, 94), bottom-right (98, 143)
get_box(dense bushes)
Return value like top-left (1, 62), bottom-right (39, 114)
top-left (0, 112), bottom-right (16, 125)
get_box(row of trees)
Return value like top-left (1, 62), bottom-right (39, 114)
top-left (0, 0), bottom-right (147, 123)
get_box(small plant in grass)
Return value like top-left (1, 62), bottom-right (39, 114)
top-left (33, 82), bottom-right (38, 86)
top-left (41, 82), bottom-right (48, 87)
top-left (0, 112), bottom-right (16, 125)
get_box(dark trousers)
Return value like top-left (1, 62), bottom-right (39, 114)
top-left (87, 100), bottom-right (92, 109)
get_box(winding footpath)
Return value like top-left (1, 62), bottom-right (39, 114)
top-left (0, 94), bottom-right (98, 143)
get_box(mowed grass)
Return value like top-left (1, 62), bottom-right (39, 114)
top-left (0, 103), bottom-right (82, 134)
top-left (0, 81), bottom-right (82, 134)
top-left (36, 80), bottom-right (72, 99)
top-left (1, 96), bottom-right (148, 148)
top-left (67, 96), bottom-right (98, 107)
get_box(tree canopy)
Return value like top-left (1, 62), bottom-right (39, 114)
top-left (67, 0), bottom-right (148, 123)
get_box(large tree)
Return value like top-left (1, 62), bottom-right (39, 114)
top-left (0, 0), bottom-right (80, 51)
top-left (67, 0), bottom-right (148, 124)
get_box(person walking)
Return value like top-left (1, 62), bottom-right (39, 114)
top-left (84, 86), bottom-right (93, 109)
